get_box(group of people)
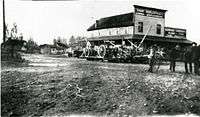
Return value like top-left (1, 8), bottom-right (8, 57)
top-left (148, 45), bottom-right (166, 73)
top-left (183, 43), bottom-right (200, 75)
top-left (148, 42), bottom-right (200, 75)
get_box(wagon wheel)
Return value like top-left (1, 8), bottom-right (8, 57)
top-left (85, 48), bottom-right (90, 57)
top-left (98, 45), bottom-right (106, 58)
top-left (81, 48), bottom-right (90, 57)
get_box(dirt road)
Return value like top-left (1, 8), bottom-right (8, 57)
top-left (1, 54), bottom-right (200, 117)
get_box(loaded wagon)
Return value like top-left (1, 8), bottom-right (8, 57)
top-left (79, 39), bottom-right (153, 64)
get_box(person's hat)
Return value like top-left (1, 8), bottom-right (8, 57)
top-left (192, 42), bottom-right (197, 46)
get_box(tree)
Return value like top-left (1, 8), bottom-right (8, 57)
top-left (69, 35), bottom-right (76, 46)
top-left (26, 37), bottom-right (39, 53)
top-left (76, 36), bottom-right (82, 42)
top-left (1, 23), bottom-right (26, 58)
top-left (61, 38), bottom-right (68, 45)
top-left (4, 24), bottom-right (10, 42)
top-left (53, 38), bottom-right (57, 46)
top-left (53, 36), bottom-right (68, 46)
top-left (4, 23), bottom-right (22, 41)
top-left (10, 23), bottom-right (18, 40)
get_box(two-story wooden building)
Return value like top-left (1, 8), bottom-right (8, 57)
top-left (87, 5), bottom-right (193, 49)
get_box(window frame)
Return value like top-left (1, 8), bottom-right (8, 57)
top-left (138, 22), bottom-right (143, 33)
top-left (156, 24), bottom-right (162, 35)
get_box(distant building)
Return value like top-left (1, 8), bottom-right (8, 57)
top-left (87, 5), bottom-right (193, 49)
top-left (39, 44), bottom-right (51, 54)
top-left (39, 44), bottom-right (67, 55)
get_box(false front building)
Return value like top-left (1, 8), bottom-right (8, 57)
top-left (87, 5), bottom-right (193, 49)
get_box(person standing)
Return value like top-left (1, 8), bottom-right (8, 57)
top-left (169, 45), bottom-right (180, 72)
top-left (148, 45), bottom-right (157, 73)
top-left (184, 47), bottom-right (193, 74)
top-left (191, 42), bottom-right (200, 75)
top-left (198, 45), bottom-right (200, 75)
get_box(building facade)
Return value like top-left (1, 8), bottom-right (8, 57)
top-left (39, 44), bottom-right (66, 55)
top-left (87, 5), bottom-right (192, 49)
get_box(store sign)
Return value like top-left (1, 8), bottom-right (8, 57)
top-left (164, 27), bottom-right (186, 39)
top-left (91, 26), bottom-right (133, 37)
top-left (175, 29), bottom-right (186, 37)
top-left (135, 8), bottom-right (165, 18)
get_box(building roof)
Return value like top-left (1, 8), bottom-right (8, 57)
top-left (133, 35), bottom-right (192, 44)
top-left (133, 5), bottom-right (167, 12)
top-left (87, 12), bottom-right (134, 31)
top-left (39, 44), bottom-right (67, 49)
top-left (56, 42), bottom-right (69, 48)
top-left (87, 34), bottom-right (193, 44)
top-left (39, 44), bottom-right (52, 48)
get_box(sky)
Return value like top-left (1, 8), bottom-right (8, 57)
top-left (0, 0), bottom-right (200, 45)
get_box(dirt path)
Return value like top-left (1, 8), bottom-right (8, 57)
top-left (1, 54), bottom-right (200, 117)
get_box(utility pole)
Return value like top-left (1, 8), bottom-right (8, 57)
top-left (3, 0), bottom-right (6, 43)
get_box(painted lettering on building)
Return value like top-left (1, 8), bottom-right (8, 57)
top-left (90, 26), bottom-right (133, 37)
top-left (135, 8), bottom-right (165, 18)
top-left (164, 27), bottom-right (186, 39)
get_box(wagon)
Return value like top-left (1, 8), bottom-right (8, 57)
top-left (80, 40), bottom-right (150, 63)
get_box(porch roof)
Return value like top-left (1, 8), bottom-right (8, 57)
top-left (87, 34), bottom-right (193, 44)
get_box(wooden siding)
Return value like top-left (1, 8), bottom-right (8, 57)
top-left (134, 14), bottom-right (165, 37)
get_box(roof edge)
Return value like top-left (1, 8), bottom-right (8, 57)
top-left (133, 5), bottom-right (167, 12)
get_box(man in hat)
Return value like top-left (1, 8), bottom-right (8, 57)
top-left (184, 47), bottom-right (193, 74)
top-left (191, 42), bottom-right (200, 75)
top-left (148, 44), bottom-right (157, 73)
top-left (169, 45), bottom-right (180, 72)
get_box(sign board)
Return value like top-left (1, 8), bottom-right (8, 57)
top-left (164, 27), bottom-right (186, 39)
top-left (135, 7), bottom-right (165, 18)
top-left (90, 26), bottom-right (133, 37)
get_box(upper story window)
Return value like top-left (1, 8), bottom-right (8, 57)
top-left (98, 31), bottom-right (100, 36)
top-left (125, 29), bottom-right (128, 34)
top-left (109, 30), bottom-right (111, 35)
top-left (116, 30), bottom-right (119, 35)
top-left (156, 24), bottom-right (161, 34)
top-left (138, 22), bottom-right (143, 33)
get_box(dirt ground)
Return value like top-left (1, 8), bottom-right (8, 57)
top-left (1, 54), bottom-right (200, 117)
